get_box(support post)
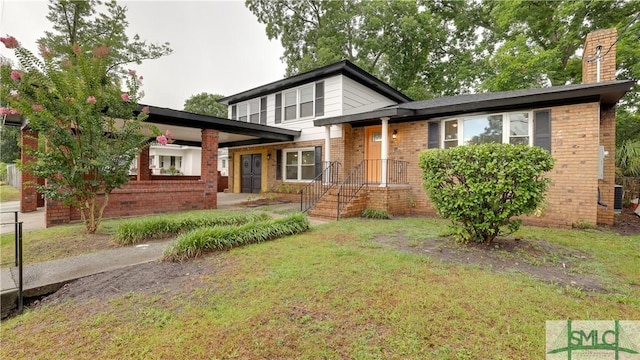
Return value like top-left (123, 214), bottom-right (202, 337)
top-left (201, 129), bottom-right (219, 209)
top-left (380, 117), bottom-right (389, 186)
top-left (20, 129), bottom-right (38, 212)
top-left (137, 145), bottom-right (151, 181)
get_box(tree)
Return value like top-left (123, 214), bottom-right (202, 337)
top-left (0, 0), bottom-right (172, 233)
top-left (38, 0), bottom-right (172, 73)
top-left (419, 143), bottom-right (554, 244)
top-left (245, 0), bottom-right (479, 100)
top-left (0, 125), bottom-right (20, 164)
top-left (183, 93), bottom-right (228, 118)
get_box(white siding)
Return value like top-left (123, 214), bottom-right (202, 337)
top-left (226, 74), bottom-right (397, 143)
top-left (342, 76), bottom-right (396, 115)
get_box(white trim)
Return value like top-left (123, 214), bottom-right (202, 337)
top-left (283, 147), bottom-right (316, 182)
top-left (440, 111), bottom-right (534, 147)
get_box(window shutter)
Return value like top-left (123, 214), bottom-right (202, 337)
top-left (314, 146), bottom-right (322, 179)
top-left (534, 110), bottom-right (551, 152)
top-left (428, 122), bottom-right (440, 149)
top-left (275, 93), bottom-right (282, 124)
top-left (315, 81), bottom-right (324, 117)
top-left (276, 149), bottom-right (282, 180)
top-left (260, 97), bottom-right (267, 125)
top-left (231, 104), bottom-right (237, 120)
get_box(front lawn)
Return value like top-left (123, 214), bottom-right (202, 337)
top-left (1, 217), bottom-right (639, 359)
top-left (0, 182), bottom-right (20, 202)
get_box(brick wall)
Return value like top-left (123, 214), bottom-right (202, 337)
top-left (340, 103), bottom-right (600, 227)
top-left (598, 105), bottom-right (616, 225)
top-left (45, 180), bottom-right (207, 227)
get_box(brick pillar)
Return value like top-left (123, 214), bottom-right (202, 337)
top-left (20, 128), bottom-right (38, 212)
top-left (598, 105), bottom-right (616, 225)
top-left (201, 129), bottom-right (219, 209)
top-left (582, 28), bottom-right (617, 83)
top-left (137, 145), bottom-right (151, 181)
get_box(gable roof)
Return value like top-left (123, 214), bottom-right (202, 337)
top-left (218, 60), bottom-right (413, 105)
top-left (314, 80), bottom-right (635, 127)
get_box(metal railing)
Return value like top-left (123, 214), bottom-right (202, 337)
top-left (336, 159), bottom-right (410, 219)
top-left (300, 161), bottom-right (341, 213)
top-left (1, 211), bottom-right (24, 314)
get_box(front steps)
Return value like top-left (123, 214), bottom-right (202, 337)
top-left (307, 187), bottom-right (368, 219)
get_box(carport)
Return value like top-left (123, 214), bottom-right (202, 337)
top-left (2, 106), bottom-right (300, 227)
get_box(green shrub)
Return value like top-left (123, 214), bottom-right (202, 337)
top-left (115, 211), bottom-right (271, 245)
top-left (361, 208), bottom-right (391, 219)
top-left (419, 143), bottom-right (554, 244)
top-left (163, 213), bottom-right (310, 262)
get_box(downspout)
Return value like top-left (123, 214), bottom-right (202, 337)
top-left (595, 45), bottom-right (602, 83)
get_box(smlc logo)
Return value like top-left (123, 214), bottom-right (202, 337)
top-left (547, 320), bottom-right (640, 360)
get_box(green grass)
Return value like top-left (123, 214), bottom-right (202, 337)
top-left (0, 209), bottom-right (269, 264)
top-left (0, 183), bottom-right (20, 202)
top-left (1, 217), bottom-right (639, 359)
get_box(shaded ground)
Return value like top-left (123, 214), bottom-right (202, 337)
top-left (24, 210), bottom-right (640, 311)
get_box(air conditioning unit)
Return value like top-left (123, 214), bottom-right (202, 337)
top-left (614, 185), bottom-right (623, 213)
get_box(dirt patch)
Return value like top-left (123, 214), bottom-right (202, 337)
top-left (374, 233), bottom-right (610, 292)
top-left (35, 258), bottom-right (217, 307)
top-left (611, 208), bottom-right (640, 235)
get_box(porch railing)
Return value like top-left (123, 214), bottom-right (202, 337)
top-left (336, 159), bottom-right (410, 219)
top-left (300, 161), bottom-right (341, 213)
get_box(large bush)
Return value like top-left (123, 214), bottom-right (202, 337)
top-left (419, 143), bottom-right (554, 244)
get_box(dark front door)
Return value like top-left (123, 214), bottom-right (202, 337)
top-left (241, 154), bottom-right (262, 193)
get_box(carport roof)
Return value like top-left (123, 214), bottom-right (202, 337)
top-left (2, 105), bottom-right (300, 148)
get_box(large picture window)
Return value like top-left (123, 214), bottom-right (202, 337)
top-left (441, 111), bottom-right (533, 148)
top-left (284, 149), bottom-right (316, 181)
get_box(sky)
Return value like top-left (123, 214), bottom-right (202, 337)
top-left (0, 0), bottom-right (287, 110)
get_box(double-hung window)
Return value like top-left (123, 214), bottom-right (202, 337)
top-left (248, 99), bottom-right (260, 123)
top-left (284, 148), bottom-right (315, 181)
top-left (279, 82), bottom-right (323, 121)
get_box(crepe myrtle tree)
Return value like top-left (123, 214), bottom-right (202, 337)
top-left (0, 36), bottom-right (168, 233)
top-left (419, 143), bottom-right (554, 244)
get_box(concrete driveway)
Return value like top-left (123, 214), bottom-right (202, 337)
top-left (0, 202), bottom-right (46, 234)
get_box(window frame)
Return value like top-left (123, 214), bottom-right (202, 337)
top-left (233, 100), bottom-right (267, 124)
top-left (283, 147), bottom-right (316, 182)
top-left (440, 111), bottom-right (534, 148)
top-left (280, 83), bottom-right (318, 122)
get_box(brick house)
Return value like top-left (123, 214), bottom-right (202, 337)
top-left (6, 28), bottom-right (633, 228)
top-left (218, 28), bottom-right (633, 228)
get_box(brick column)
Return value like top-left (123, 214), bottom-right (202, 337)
top-left (137, 145), bottom-right (151, 181)
top-left (20, 128), bottom-right (38, 212)
top-left (201, 129), bottom-right (219, 209)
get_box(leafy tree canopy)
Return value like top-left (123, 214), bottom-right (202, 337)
top-left (0, 0), bottom-right (172, 233)
top-left (183, 93), bottom-right (228, 118)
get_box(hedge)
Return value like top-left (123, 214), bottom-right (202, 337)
top-left (163, 213), bottom-right (310, 262)
top-left (115, 211), bottom-right (271, 245)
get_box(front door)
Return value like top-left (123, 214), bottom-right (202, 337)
top-left (241, 154), bottom-right (262, 193)
top-left (365, 125), bottom-right (382, 183)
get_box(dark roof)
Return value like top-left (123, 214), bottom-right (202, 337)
top-left (2, 105), bottom-right (301, 148)
top-left (314, 80), bottom-right (635, 127)
top-left (141, 105), bottom-right (300, 147)
top-left (218, 60), bottom-right (413, 105)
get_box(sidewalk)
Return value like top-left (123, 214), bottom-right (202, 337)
top-left (1, 240), bottom-right (171, 317)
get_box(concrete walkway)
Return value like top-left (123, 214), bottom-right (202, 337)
top-left (0, 194), bottom-right (329, 317)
